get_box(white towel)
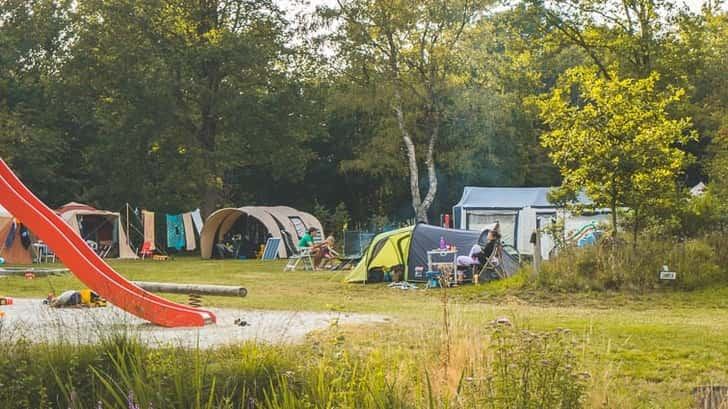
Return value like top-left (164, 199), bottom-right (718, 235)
top-left (191, 209), bottom-right (204, 234)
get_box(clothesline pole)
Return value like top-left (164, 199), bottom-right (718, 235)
top-left (125, 203), bottom-right (130, 246)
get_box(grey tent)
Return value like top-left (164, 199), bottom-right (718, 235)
top-left (452, 187), bottom-right (609, 258)
top-left (347, 224), bottom-right (514, 282)
top-left (406, 224), bottom-right (481, 280)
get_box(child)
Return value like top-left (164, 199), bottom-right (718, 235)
top-left (316, 236), bottom-right (340, 270)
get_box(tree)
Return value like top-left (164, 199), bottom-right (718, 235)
top-left (538, 67), bottom-right (696, 239)
top-left (0, 0), bottom-right (78, 205)
top-left (65, 0), bottom-right (317, 215)
top-left (323, 0), bottom-right (494, 222)
top-left (521, 0), bottom-right (681, 80)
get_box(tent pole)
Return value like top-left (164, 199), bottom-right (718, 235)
top-left (126, 203), bottom-right (130, 246)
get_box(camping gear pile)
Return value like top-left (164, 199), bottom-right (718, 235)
top-left (45, 289), bottom-right (107, 308)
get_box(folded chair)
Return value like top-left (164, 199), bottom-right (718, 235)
top-left (474, 241), bottom-right (503, 283)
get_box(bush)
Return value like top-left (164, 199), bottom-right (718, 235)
top-left (535, 235), bottom-right (726, 292)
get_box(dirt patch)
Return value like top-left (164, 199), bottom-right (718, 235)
top-left (0, 298), bottom-right (389, 348)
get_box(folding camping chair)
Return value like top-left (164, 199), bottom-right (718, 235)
top-left (97, 241), bottom-right (113, 258)
top-left (33, 241), bottom-right (56, 263)
top-left (474, 240), bottom-right (504, 283)
top-left (139, 241), bottom-right (154, 259)
top-left (284, 247), bottom-right (315, 271)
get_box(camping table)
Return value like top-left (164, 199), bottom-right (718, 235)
top-left (427, 249), bottom-right (458, 286)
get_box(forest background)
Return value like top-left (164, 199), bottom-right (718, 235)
top-left (2, 0), bottom-right (727, 234)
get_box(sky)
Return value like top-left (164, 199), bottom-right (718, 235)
top-left (277, 0), bottom-right (724, 17)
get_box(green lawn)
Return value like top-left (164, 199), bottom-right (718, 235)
top-left (1, 256), bottom-right (727, 408)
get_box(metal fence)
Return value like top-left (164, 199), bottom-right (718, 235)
top-left (343, 231), bottom-right (376, 258)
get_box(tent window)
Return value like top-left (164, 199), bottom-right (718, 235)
top-left (466, 210), bottom-right (517, 247)
top-left (288, 216), bottom-right (307, 239)
top-left (369, 238), bottom-right (389, 265)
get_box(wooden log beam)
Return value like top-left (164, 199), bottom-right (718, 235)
top-left (0, 267), bottom-right (70, 277)
top-left (132, 281), bottom-right (248, 297)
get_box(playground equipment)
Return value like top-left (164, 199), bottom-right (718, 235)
top-left (0, 159), bottom-right (216, 327)
top-left (132, 282), bottom-right (248, 298)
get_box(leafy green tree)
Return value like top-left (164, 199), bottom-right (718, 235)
top-left (521, 0), bottom-right (680, 80)
top-left (538, 67), bottom-right (696, 239)
top-left (322, 0), bottom-right (495, 222)
top-left (0, 0), bottom-right (78, 205)
top-left (65, 0), bottom-right (317, 215)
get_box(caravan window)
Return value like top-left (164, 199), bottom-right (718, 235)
top-left (466, 210), bottom-right (517, 247)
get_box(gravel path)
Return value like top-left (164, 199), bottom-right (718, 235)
top-left (0, 298), bottom-right (389, 348)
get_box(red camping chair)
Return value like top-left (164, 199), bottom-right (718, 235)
top-left (139, 241), bottom-right (153, 259)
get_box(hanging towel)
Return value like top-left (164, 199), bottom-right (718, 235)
top-left (182, 213), bottom-right (196, 251)
top-left (19, 224), bottom-right (31, 249)
top-left (166, 214), bottom-right (185, 250)
top-left (142, 210), bottom-right (156, 250)
top-left (191, 208), bottom-right (204, 234)
top-left (4, 220), bottom-right (16, 249)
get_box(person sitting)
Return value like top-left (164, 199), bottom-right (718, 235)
top-left (316, 236), bottom-right (340, 270)
top-left (476, 229), bottom-right (502, 281)
top-left (298, 227), bottom-right (318, 250)
top-left (455, 244), bottom-right (483, 283)
top-left (456, 243), bottom-right (483, 268)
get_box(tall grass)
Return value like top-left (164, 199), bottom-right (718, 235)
top-left (536, 236), bottom-right (726, 292)
top-left (0, 318), bottom-right (588, 408)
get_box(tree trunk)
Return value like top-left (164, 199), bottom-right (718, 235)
top-left (393, 89), bottom-right (426, 222)
top-left (611, 201), bottom-right (618, 240)
top-left (200, 183), bottom-right (220, 219)
top-left (384, 29), bottom-right (438, 223)
top-left (632, 208), bottom-right (639, 250)
top-left (415, 116), bottom-right (439, 222)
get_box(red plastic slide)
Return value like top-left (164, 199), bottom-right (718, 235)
top-left (0, 160), bottom-right (216, 327)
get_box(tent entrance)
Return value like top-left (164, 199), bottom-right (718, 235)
top-left (78, 215), bottom-right (119, 258)
top-left (223, 215), bottom-right (270, 259)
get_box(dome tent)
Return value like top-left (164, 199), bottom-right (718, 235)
top-left (200, 206), bottom-right (325, 259)
top-left (201, 207), bottom-right (288, 259)
top-left (346, 224), bottom-right (484, 283)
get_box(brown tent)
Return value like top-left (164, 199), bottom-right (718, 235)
top-left (56, 202), bottom-right (137, 259)
top-left (0, 204), bottom-right (33, 264)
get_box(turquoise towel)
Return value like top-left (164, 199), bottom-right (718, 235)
top-left (166, 214), bottom-right (186, 250)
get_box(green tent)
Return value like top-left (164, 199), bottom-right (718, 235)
top-left (346, 224), bottom-right (493, 283)
top-left (345, 226), bottom-right (413, 283)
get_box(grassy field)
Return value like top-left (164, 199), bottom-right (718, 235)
top-left (1, 256), bottom-right (727, 408)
